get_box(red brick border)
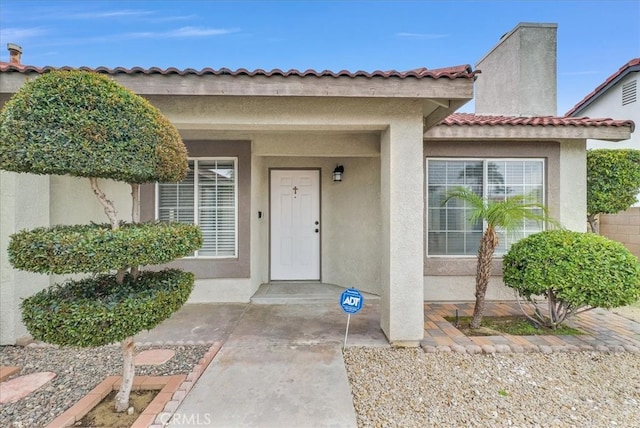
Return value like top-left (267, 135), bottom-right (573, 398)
top-left (45, 341), bottom-right (222, 428)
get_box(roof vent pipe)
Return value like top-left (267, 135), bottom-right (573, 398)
top-left (7, 43), bottom-right (22, 65)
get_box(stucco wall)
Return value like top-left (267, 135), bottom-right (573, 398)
top-left (256, 141), bottom-right (382, 295)
top-left (476, 23), bottom-right (557, 117)
top-left (51, 176), bottom-right (132, 225)
top-left (0, 172), bottom-right (50, 344)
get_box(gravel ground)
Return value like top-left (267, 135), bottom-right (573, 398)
top-left (0, 343), bottom-right (209, 428)
top-left (344, 347), bottom-right (640, 428)
top-left (4, 343), bottom-right (640, 428)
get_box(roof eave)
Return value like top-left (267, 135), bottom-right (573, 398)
top-left (0, 64), bottom-right (477, 99)
top-left (424, 124), bottom-right (633, 142)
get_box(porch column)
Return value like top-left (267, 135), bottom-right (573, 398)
top-left (380, 120), bottom-right (424, 346)
top-left (558, 139), bottom-right (587, 232)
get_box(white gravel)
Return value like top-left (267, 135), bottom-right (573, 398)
top-left (344, 347), bottom-right (640, 428)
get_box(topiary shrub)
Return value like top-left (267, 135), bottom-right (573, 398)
top-left (0, 69), bottom-right (201, 412)
top-left (0, 70), bottom-right (188, 183)
top-left (9, 222), bottom-right (202, 274)
top-left (503, 230), bottom-right (640, 328)
top-left (21, 269), bottom-right (194, 347)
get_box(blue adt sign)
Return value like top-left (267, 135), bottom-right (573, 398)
top-left (340, 288), bottom-right (363, 314)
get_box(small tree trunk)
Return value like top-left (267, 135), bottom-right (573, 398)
top-left (114, 336), bottom-right (135, 413)
top-left (587, 214), bottom-right (599, 234)
top-left (131, 183), bottom-right (140, 223)
top-left (90, 177), bottom-right (118, 230)
top-left (471, 227), bottom-right (498, 329)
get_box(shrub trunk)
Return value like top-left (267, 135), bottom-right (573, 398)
top-left (115, 336), bottom-right (135, 413)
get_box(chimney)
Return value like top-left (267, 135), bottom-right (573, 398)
top-left (475, 23), bottom-right (558, 117)
top-left (7, 43), bottom-right (22, 65)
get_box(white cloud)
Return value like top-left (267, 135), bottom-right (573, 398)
top-left (0, 27), bottom-right (48, 41)
top-left (148, 15), bottom-right (197, 23)
top-left (68, 9), bottom-right (155, 19)
top-left (128, 26), bottom-right (240, 39)
top-left (395, 32), bottom-right (449, 40)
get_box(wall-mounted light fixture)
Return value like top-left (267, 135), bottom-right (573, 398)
top-left (332, 165), bottom-right (344, 182)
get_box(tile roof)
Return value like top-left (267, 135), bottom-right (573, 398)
top-left (565, 58), bottom-right (640, 116)
top-left (440, 113), bottom-right (635, 132)
top-left (0, 63), bottom-right (477, 80)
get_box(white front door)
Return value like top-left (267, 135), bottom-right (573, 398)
top-left (270, 170), bottom-right (320, 280)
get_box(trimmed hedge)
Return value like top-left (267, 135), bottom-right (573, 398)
top-left (0, 70), bottom-right (188, 183)
top-left (587, 149), bottom-right (640, 216)
top-left (503, 230), bottom-right (640, 309)
top-left (9, 222), bottom-right (203, 274)
top-left (21, 269), bottom-right (194, 347)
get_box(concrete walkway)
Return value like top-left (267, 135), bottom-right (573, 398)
top-left (134, 284), bottom-right (388, 428)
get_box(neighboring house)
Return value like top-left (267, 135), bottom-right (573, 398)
top-left (566, 58), bottom-right (640, 257)
top-left (0, 23), bottom-right (634, 345)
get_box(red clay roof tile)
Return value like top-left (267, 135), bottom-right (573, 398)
top-left (440, 113), bottom-right (635, 132)
top-left (0, 63), bottom-right (478, 80)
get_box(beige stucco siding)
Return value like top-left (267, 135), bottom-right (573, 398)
top-left (0, 172), bottom-right (50, 344)
top-left (258, 155), bottom-right (381, 295)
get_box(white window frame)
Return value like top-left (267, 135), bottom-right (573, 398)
top-left (426, 157), bottom-right (546, 258)
top-left (155, 157), bottom-right (238, 259)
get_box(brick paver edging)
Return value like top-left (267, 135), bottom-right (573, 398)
top-left (421, 342), bottom-right (640, 354)
top-left (150, 341), bottom-right (222, 427)
top-left (45, 341), bottom-right (222, 428)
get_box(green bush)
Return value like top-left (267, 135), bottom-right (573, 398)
top-left (587, 149), bottom-right (640, 216)
top-left (503, 230), bottom-right (640, 327)
top-left (9, 222), bottom-right (203, 274)
top-left (0, 70), bottom-right (188, 183)
top-left (21, 269), bottom-right (194, 347)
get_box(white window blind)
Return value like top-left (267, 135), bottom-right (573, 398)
top-left (427, 159), bottom-right (545, 256)
top-left (157, 158), bottom-right (237, 258)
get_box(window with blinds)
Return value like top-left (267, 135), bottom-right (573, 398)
top-left (157, 158), bottom-right (237, 258)
top-left (427, 158), bottom-right (545, 256)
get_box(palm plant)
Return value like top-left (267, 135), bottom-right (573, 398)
top-left (444, 187), bottom-right (556, 328)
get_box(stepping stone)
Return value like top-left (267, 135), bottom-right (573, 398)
top-left (0, 366), bottom-right (20, 382)
top-left (0, 372), bottom-right (56, 404)
top-left (135, 349), bottom-right (175, 366)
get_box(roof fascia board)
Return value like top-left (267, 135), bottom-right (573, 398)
top-left (113, 73), bottom-right (475, 99)
top-left (1, 71), bottom-right (474, 99)
top-left (424, 125), bottom-right (632, 142)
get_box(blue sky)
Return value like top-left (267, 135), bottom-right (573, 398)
top-left (1, 0), bottom-right (638, 114)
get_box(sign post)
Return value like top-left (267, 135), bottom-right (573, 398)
top-left (340, 288), bottom-right (364, 349)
